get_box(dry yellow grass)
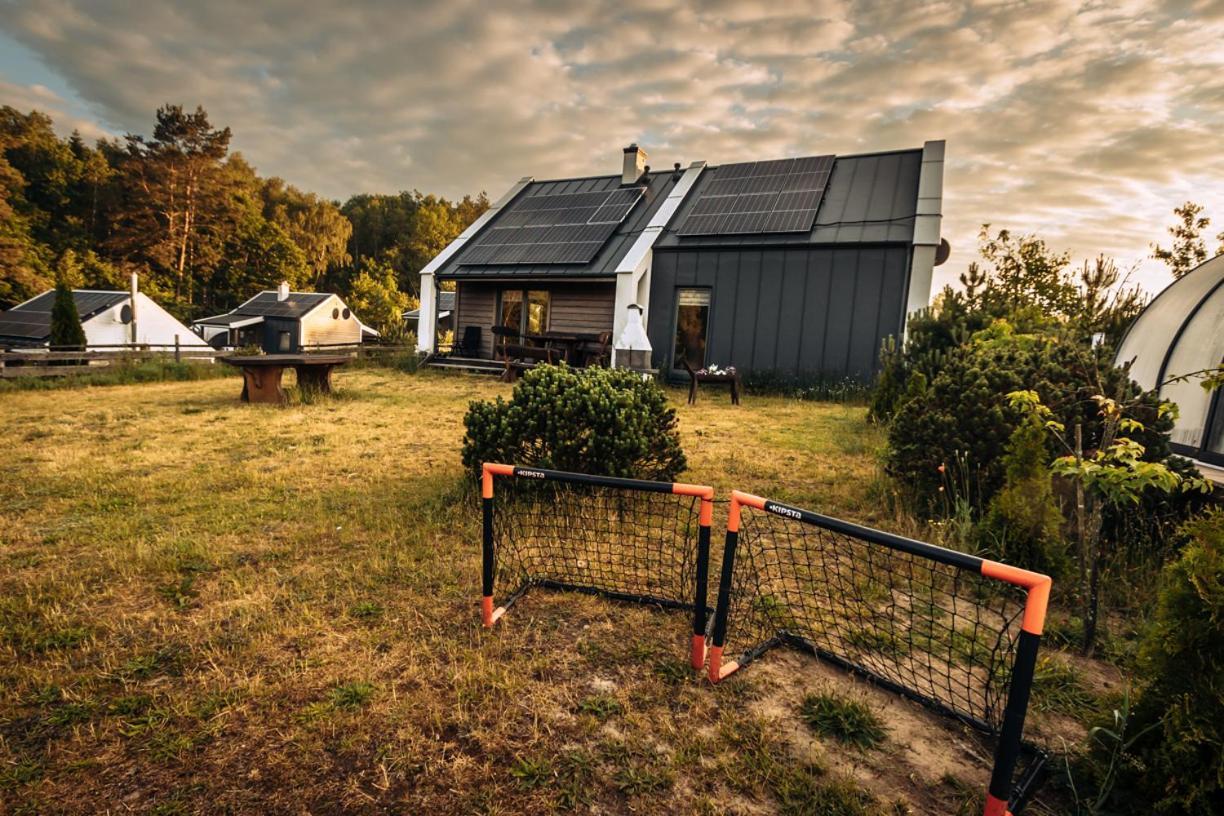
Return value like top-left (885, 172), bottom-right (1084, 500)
top-left (1, 368), bottom-right (1064, 814)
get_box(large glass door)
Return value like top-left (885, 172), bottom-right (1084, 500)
top-left (500, 289), bottom-right (550, 335)
top-left (673, 288), bottom-right (711, 371)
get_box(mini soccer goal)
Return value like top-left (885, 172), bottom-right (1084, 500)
top-left (707, 490), bottom-right (1051, 816)
top-left (480, 463), bottom-right (715, 669)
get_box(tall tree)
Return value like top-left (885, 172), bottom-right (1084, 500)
top-left (347, 257), bottom-right (411, 341)
top-left (975, 225), bottom-right (1077, 318)
top-left (0, 145), bottom-right (52, 307)
top-left (262, 178), bottom-right (351, 287)
top-left (110, 105), bottom-right (232, 308)
top-left (1152, 201), bottom-right (1210, 279)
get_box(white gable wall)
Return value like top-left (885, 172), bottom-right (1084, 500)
top-left (82, 293), bottom-right (211, 348)
top-left (298, 294), bottom-right (363, 348)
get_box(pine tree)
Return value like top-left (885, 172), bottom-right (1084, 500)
top-left (49, 279), bottom-right (85, 350)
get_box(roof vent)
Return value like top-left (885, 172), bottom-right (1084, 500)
top-left (622, 144), bottom-right (647, 186)
top-left (277, 281), bottom-right (289, 301)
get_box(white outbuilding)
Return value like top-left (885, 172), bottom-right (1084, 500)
top-left (1115, 254), bottom-right (1224, 480)
top-left (0, 282), bottom-right (210, 351)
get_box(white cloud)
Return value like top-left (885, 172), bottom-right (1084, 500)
top-left (2, 0), bottom-right (1223, 295)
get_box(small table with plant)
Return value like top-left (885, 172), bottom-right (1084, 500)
top-left (682, 359), bottom-right (741, 405)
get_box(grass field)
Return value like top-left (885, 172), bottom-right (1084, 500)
top-left (1, 368), bottom-right (1099, 814)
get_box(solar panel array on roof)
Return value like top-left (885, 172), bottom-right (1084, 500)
top-left (0, 311), bottom-right (53, 339)
top-left (459, 186), bottom-right (645, 266)
top-left (235, 292), bottom-right (331, 318)
top-left (675, 155), bottom-right (835, 236)
top-left (0, 290), bottom-right (128, 341)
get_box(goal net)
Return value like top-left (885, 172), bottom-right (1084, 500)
top-left (481, 463), bottom-right (714, 668)
top-left (707, 490), bottom-right (1051, 816)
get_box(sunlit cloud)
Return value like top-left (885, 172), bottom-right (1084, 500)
top-left (2, 0), bottom-right (1222, 295)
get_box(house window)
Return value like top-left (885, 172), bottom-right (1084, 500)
top-left (673, 288), bottom-right (711, 370)
top-left (500, 290), bottom-right (523, 332)
top-left (277, 331), bottom-right (291, 352)
top-left (499, 289), bottom-right (551, 335)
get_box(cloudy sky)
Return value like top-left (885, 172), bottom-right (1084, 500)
top-left (2, 0), bottom-right (1223, 295)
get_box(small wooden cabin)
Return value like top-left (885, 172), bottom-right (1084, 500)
top-left (193, 283), bottom-right (376, 353)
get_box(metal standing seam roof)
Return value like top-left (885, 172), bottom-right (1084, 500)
top-left (0, 290), bottom-right (129, 341)
top-left (655, 148), bottom-right (923, 249)
top-left (436, 170), bottom-right (683, 279)
top-left (434, 148), bottom-right (923, 281)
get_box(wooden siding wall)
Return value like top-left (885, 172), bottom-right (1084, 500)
top-left (547, 284), bottom-right (615, 336)
top-left (452, 282), bottom-right (615, 359)
top-left (646, 247), bottom-right (910, 381)
top-left (453, 283), bottom-right (497, 358)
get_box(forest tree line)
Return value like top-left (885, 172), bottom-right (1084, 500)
top-left (0, 104), bottom-right (488, 337)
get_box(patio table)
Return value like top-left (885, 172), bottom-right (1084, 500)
top-left (221, 354), bottom-right (351, 404)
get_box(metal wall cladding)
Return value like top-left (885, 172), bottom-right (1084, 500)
top-left (647, 246), bottom-right (910, 381)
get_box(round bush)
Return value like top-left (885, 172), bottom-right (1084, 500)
top-left (461, 364), bottom-right (687, 481)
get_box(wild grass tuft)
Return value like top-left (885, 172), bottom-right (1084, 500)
top-left (799, 691), bottom-right (887, 751)
top-left (330, 681), bottom-right (376, 709)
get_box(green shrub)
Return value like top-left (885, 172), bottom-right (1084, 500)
top-left (1127, 510), bottom-right (1224, 814)
top-left (461, 364), bottom-right (686, 481)
top-left (885, 330), bottom-right (1170, 513)
top-left (975, 414), bottom-right (1068, 574)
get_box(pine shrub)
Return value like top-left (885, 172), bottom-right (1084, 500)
top-left (1127, 510), bottom-right (1224, 814)
top-left (975, 415), bottom-right (1068, 574)
top-left (461, 364), bottom-right (686, 481)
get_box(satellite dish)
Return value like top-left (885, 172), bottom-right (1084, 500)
top-left (119, 304), bottom-right (133, 324)
top-left (934, 238), bottom-right (952, 266)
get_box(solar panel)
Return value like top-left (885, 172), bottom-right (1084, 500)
top-left (675, 155), bottom-right (835, 237)
top-left (458, 184), bottom-right (646, 266)
top-left (0, 311), bottom-right (52, 338)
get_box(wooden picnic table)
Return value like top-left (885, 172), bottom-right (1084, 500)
top-left (221, 354), bottom-right (351, 404)
top-left (525, 331), bottom-right (606, 365)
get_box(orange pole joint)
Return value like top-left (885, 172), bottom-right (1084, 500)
top-left (482, 462), bottom-right (514, 499)
top-left (707, 645), bottom-right (740, 684)
top-left (726, 490), bottom-right (766, 534)
top-left (981, 560), bottom-right (1052, 636)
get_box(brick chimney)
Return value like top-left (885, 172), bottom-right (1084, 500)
top-left (277, 281), bottom-right (290, 301)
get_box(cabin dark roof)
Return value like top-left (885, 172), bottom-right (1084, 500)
top-left (232, 291), bottom-right (331, 318)
top-left (435, 148), bottom-right (923, 280)
top-left (194, 291), bottom-right (332, 327)
top-left (655, 149), bottom-right (922, 249)
top-left (436, 170), bottom-right (683, 279)
top-left (0, 290), bottom-right (128, 343)
top-left (404, 291), bottom-right (454, 320)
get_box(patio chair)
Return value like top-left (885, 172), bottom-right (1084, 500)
top-left (581, 331), bottom-right (613, 367)
top-left (453, 325), bottom-right (481, 357)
